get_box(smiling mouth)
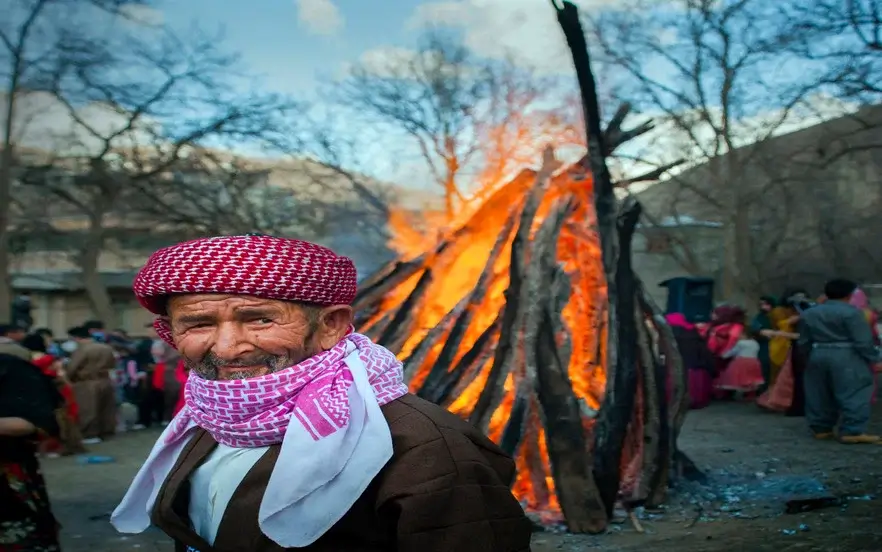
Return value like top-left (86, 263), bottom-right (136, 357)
top-left (215, 366), bottom-right (270, 380)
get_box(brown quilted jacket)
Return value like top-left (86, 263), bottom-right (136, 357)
top-left (152, 393), bottom-right (533, 552)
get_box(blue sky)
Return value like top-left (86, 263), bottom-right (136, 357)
top-left (137, 0), bottom-right (591, 186)
top-left (121, 0), bottom-right (851, 190)
top-left (143, 0), bottom-right (589, 97)
top-left (5, 0), bottom-right (851, 190)
top-left (156, 0), bottom-right (438, 96)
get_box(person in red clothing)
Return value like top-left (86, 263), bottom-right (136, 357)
top-left (31, 355), bottom-right (85, 456)
top-left (849, 288), bottom-right (881, 403)
top-left (700, 305), bottom-right (747, 398)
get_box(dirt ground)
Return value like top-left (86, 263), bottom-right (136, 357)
top-left (43, 401), bottom-right (882, 551)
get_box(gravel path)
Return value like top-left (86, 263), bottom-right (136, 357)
top-left (43, 401), bottom-right (882, 551)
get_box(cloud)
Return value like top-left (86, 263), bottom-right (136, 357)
top-left (347, 46), bottom-right (478, 81)
top-left (117, 3), bottom-right (165, 27)
top-left (405, 0), bottom-right (668, 74)
top-left (295, 0), bottom-right (344, 36)
top-left (356, 47), bottom-right (422, 75)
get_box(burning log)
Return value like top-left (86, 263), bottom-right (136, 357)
top-left (353, 241), bottom-right (451, 314)
top-left (469, 149), bottom-right (557, 433)
top-left (414, 211), bottom-right (518, 393)
top-left (553, 0), bottom-right (695, 525)
top-left (352, 0), bottom-right (691, 534)
top-left (360, 310), bottom-right (394, 342)
top-left (375, 268), bottom-right (434, 351)
top-left (354, 149), bottom-right (684, 532)
top-left (435, 315), bottom-right (500, 407)
top-left (529, 200), bottom-right (608, 533)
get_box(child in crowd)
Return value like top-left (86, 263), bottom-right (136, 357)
top-left (716, 332), bottom-right (765, 396)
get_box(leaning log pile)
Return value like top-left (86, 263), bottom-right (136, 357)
top-left (353, 0), bottom-right (693, 533)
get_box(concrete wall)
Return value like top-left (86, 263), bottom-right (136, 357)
top-left (27, 290), bottom-right (154, 337)
top-left (632, 225), bottom-right (725, 306)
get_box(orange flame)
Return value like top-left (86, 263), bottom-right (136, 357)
top-left (365, 159), bottom-right (609, 517)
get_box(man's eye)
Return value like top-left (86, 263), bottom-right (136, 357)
top-left (254, 318), bottom-right (273, 324)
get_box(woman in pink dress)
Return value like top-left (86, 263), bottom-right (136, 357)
top-left (700, 305), bottom-right (746, 397)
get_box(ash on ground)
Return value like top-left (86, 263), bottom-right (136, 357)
top-left (530, 461), bottom-right (876, 536)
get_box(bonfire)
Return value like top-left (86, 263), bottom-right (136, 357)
top-left (355, 1), bottom-right (690, 534)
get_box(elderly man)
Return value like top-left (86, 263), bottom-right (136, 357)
top-left (111, 235), bottom-right (532, 552)
top-left (799, 279), bottom-right (881, 444)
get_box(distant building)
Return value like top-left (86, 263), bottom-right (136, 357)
top-left (633, 104), bottom-right (882, 303)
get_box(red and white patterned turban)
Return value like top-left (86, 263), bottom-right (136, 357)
top-left (133, 235), bottom-right (357, 345)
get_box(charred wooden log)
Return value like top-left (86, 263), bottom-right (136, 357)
top-left (401, 295), bottom-right (470, 384)
top-left (554, 0), bottom-right (687, 526)
top-left (553, 1), bottom-right (618, 279)
top-left (529, 200), bottom-right (609, 533)
top-left (632, 300), bottom-right (668, 506)
top-left (361, 310), bottom-right (395, 342)
top-left (499, 382), bottom-right (530, 456)
top-left (592, 197), bottom-right (642, 518)
top-left (355, 260), bottom-right (401, 296)
top-left (500, 198), bottom-right (572, 456)
top-left (551, 8), bottom-right (621, 521)
top-left (436, 315), bottom-right (501, 407)
top-left (523, 401), bottom-right (552, 509)
top-left (637, 283), bottom-right (694, 498)
top-left (376, 268), bottom-right (434, 353)
top-left (469, 152), bottom-right (556, 432)
top-left (353, 242), bottom-right (449, 312)
top-left (416, 211), bottom-right (518, 394)
top-left (486, 238), bottom-right (551, 453)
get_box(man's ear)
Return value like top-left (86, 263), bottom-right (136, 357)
top-left (317, 305), bottom-right (354, 350)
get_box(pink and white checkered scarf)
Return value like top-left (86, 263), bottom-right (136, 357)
top-left (111, 333), bottom-right (408, 548)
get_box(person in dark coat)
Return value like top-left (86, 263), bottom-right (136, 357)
top-left (749, 296), bottom-right (776, 392)
top-left (0, 353), bottom-right (63, 550)
top-left (111, 235), bottom-right (532, 552)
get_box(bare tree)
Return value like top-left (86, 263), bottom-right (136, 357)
top-left (13, 23), bottom-right (302, 324)
top-left (298, 112), bottom-right (397, 243)
top-left (334, 31), bottom-right (574, 223)
top-left (134, 146), bottom-right (391, 242)
top-left (778, 0), bottom-right (882, 103)
top-left (0, 0), bottom-right (151, 320)
top-left (586, 0), bottom-right (837, 301)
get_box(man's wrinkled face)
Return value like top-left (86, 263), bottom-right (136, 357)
top-left (166, 294), bottom-right (352, 381)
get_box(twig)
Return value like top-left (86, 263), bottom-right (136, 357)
top-left (628, 509), bottom-right (645, 533)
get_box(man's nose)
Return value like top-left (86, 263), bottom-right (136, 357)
top-left (211, 322), bottom-right (253, 361)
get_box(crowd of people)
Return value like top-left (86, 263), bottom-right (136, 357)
top-left (0, 319), bottom-right (189, 550)
top-left (669, 279), bottom-right (882, 443)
